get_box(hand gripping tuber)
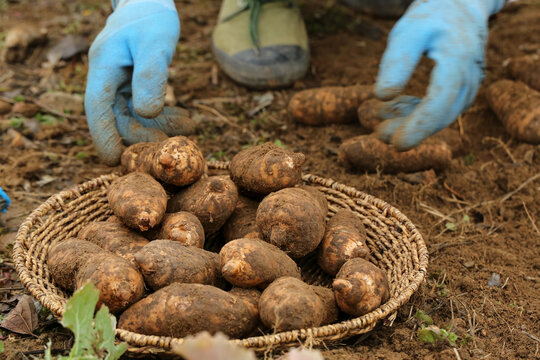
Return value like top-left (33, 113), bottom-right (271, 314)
top-left (85, 0), bottom-right (181, 165)
top-left (374, 0), bottom-right (506, 150)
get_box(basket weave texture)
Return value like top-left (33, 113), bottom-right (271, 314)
top-left (13, 161), bottom-right (428, 354)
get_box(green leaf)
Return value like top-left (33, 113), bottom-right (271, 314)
top-left (273, 139), bottom-right (287, 148)
top-left (445, 222), bottom-right (458, 232)
top-left (44, 340), bottom-right (53, 360)
top-left (61, 282), bottom-right (100, 357)
top-left (9, 117), bottom-right (24, 128)
top-left (76, 152), bottom-right (87, 160)
top-left (414, 310), bottom-right (434, 326)
top-left (13, 95), bottom-right (24, 102)
top-left (464, 153), bottom-right (475, 166)
top-left (447, 332), bottom-right (458, 346)
top-left (417, 328), bottom-right (437, 344)
top-left (94, 306), bottom-right (127, 360)
top-left (0, 341), bottom-right (4, 353)
top-left (36, 113), bottom-right (58, 126)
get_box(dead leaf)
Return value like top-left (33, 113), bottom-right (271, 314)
top-left (0, 295), bottom-right (39, 335)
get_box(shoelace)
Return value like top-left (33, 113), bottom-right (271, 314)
top-left (222, 0), bottom-right (295, 52)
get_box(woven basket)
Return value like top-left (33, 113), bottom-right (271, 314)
top-left (13, 161), bottom-right (428, 355)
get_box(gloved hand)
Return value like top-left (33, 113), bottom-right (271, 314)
top-left (374, 0), bottom-right (505, 150)
top-left (0, 187), bottom-right (10, 213)
top-left (86, 0), bottom-right (193, 166)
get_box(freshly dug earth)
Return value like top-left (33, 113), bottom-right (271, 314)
top-left (1, 1), bottom-right (540, 359)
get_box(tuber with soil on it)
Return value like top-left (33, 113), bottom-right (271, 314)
top-left (118, 283), bottom-right (261, 339)
top-left (77, 221), bottom-right (149, 266)
top-left (107, 172), bottom-right (167, 231)
top-left (357, 98), bottom-right (385, 132)
top-left (219, 238), bottom-right (301, 288)
top-left (229, 143), bottom-right (305, 195)
top-left (288, 85), bottom-right (373, 125)
top-left (318, 209), bottom-right (370, 276)
top-left (121, 136), bottom-right (205, 186)
top-left (486, 79), bottom-right (540, 144)
top-left (145, 212), bottom-right (205, 248)
top-left (507, 54), bottom-right (540, 91)
top-left (258, 277), bottom-right (339, 332)
top-left (134, 240), bottom-right (222, 290)
top-left (222, 196), bottom-right (261, 242)
top-left (167, 175), bottom-right (238, 235)
top-left (256, 186), bottom-right (328, 258)
top-left (47, 239), bottom-right (145, 314)
top-left (333, 258), bottom-right (390, 317)
top-left (338, 135), bottom-right (452, 173)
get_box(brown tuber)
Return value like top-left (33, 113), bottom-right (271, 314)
top-left (121, 136), bottom-right (204, 186)
top-left (229, 143), bottom-right (305, 194)
top-left (486, 80), bottom-right (540, 144)
top-left (107, 172), bottom-right (167, 231)
top-left (259, 277), bottom-right (338, 332)
top-left (167, 175), bottom-right (238, 235)
top-left (256, 186), bottom-right (328, 258)
top-left (333, 258), bottom-right (390, 317)
top-left (146, 212), bottom-right (205, 248)
top-left (222, 196), bottom-right (261, 242)
top-left (77, 221), bottom-right (149, 265)
top-left (47, 239), bottom-right (145, 314)
top-left (318, 209), bottom-right (370, 276)
top-left (507, 55), bottom-right (540, 91)
top-left (357, 98), bottom-right (385, 132)
top-left (339, 135), bottom-right (452, 173)
top-left (118, 283), bottom-right (261, 338)
top-left (219, 238), bottom-right (301, 288)
top-left (134, 240), bottom-right (222, 290)
top-left (288, 85), bottom-right (373, 125)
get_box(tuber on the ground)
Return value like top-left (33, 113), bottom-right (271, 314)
top-left (357, 98), bottom-right (385, 132)
top-left (338, 135), bottom-right (452, 173)
top-left (107, 172), bottom-right (167, 231)
top-left (121, 136), bottom-right (205, 186)
top-left (486, 79), bottom-right (540, 144)
top-left (317, 209), bottom-right (370, 276)
top-left (118, 283), bottom-right (261, 338)
top-left (77, 221), bottom-right (149, 265)
top-left (229, 143), bottom-right (305, 194)
top-left (258, 277), bottom-right (338, 332)
top-left (47, 239), bottom-right (145, 314)
top-left (256, 186), bottom-right (327, 258)
top-left (333, 258), bottom-right (390, 317)
top-left (167, 175), bottom-right (238, 235)
top-left (145, 212), bottom-right (205, 248)
top-left (134, 240), bottom-right (222, 290)
top-left (288, 85), bottom-right (372, 125)
top-left (507, 55), bottom-right (540, 91)
top-left (222, 196), bottom-right (261, 242)
top-left (219, 238), bottom-right (301, 288)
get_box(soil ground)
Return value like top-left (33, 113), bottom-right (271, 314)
top-left (0, 0), bottom-right (539, 359)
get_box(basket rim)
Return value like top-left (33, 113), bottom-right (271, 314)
top-left (12, 161), bottom-right (429, 352)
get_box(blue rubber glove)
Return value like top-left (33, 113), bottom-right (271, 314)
top-left (374, 0), bottom-right (506, 150)
top-left (0, 187), bottom-right (10, 213)
top-left (85, 0), bottom-right (186, 166)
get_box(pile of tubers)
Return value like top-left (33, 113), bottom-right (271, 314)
top-left (47, 136), bottom-right (391, 339)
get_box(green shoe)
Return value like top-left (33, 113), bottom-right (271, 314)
top-left (212, 0), bottom-right (309, 89)
top-left (342, 0), bottom-right (414, 18)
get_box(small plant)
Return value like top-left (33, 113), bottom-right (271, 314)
top-left (44, 282), bottom-right (127, 360)
top-left (415, 309), bottom-right (458, 347)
